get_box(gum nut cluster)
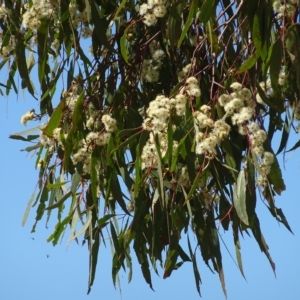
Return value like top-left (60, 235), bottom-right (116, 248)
top-left (256, 71), bottom-right (287, 105)
top-left (141, 40), bottom-right (165, 83)
top-left (20, 110), bottom-right (35, 126)
top-left (273, 0), bottom-right (298, 18)
top-left (22, 0), bottom-right (59, 30)
top-left (141, 94), bottom-right (178, 170)
top-left (139, 0), bottom-right (167, 27)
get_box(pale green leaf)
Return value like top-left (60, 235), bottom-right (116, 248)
top-left (233, 169), bottom-right (248, 225)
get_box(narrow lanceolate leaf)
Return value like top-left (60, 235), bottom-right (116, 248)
top-left (269, 39), bottom-right (283, 91)
top-left (251, 215), bottom-right (276, 275)
top-left (120, 27), bottom-right (130, 65)
top-left (70, 172), bottom-right (81, 194)
top-left (22, 193), bottom-right (35, 227)
top-left (238, 52), bottom-right (260, 73)
top-left (68, 210), bottom-right (92, 243)
top-left (72, 91), bottom-right (85, 133)
top-left (177, 0), bottom-right (197, 48)
top-left (276, 115), bottom-right (290, 155)
top-left (187, 235), bottom-right (201, 296)
top-left (154, 138), bottom-right (165, 207)
top-left (114, 0), bottom-right (126, 20)
top-left (44, 191), bottom-right (72, 210)
top-left (199, 0), bottom-right (215, 24)
top-left (67, 206), bottom-right (80, 248)
top-left (233, 169), bottom-right (248, 225)
top-left (46, 182), bottom-right (67, 189)
top-left (275, 208), bottom-right (293, 234)
top-left (87, 232), bottom-right (100, 294)
top-left (234, 234), bottom-right (246, 279)
top-left (286, 139), bottom-right (300, 152)
top-left (43, 99), bottom-right (65, 137)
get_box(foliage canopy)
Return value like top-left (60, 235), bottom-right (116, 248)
top-left (4, 0), bottom-right (299, 296)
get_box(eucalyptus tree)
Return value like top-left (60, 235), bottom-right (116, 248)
top-left (4, 0), bottom-right (299, 296)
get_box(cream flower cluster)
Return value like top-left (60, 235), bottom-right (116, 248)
top-left (141, 40), bottom-right (165, 83)
top-left (194, 111), bottom-right (231, 156)
top-left (177, 58), bottom-right (196, 82)
top-left (20, 110), bottom-right (35, 126)
top-left (141, 71), bottom-right (203, 169)
top-left (63, 84), bottom-right (81, 111)
top-left (169, 76), bottom-right (201, 116)
top-left (139, 0), bottom-right (167, 27)
top-left (273, 0), bottom-right (298, 18)
top-left (256, 151), bottom-right (275, 188)
top-left (141, 94), bottom-right (179, 169)
top-left (218, 82), bottom-right (276, 188)
top-left (22, 0), bottom-right (59, 30)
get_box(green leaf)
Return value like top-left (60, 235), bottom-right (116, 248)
top-left (120, 26), bottom-right (131, 65)
top-left (234, 233), bottom-right (246, 279)
top-left (267, 155), bottom-right (286, 195)
top-left (251, 215), bottom-right (276, 275)
top-left (269, 39), bottom-right (283, 91)
top-left (9, 134), bottom-right (39, 142)
top-left (113, 0), bottom-right (126, 20)
top-left (252, 14), bottom-right (262, 53)
top-left (87, 232), bottom-right (100, 294)
top-left (71, 172), bottom-right (81, 194)
top-left (90, 3), bottom-right (115, 53)
top-left (31, 185), bottom-right (49, 233)
top-left (67, 205), bottom-right (80, 248)
top-left (44, 191), bottom-right (72, 210)
top-left (43, 99), bottom-right (65, 137)
top-left (98, 214), bottom-right (116, 227)
top-left (233, 169), bottom-right (248, 225)
top-left (177, 0), bottom-right (197, 48)
top-left (90, 153), bottom-right (99, 205)
top-left (187, 235), bottom-right (201, 296)
top-left (72, 92), bottom-right (85, 133)
top-left (275, 208), bottom-right (293, 234)
top-left (238, 52), bottom-right (260, 73)
top-left (168, 1), bottom-right (183, 47)
top-left (276, 115), bottom-right (290, 155)
top-left (15, 35), bottom-right (35, 96)
top-left (154, 137), bottom-right (165, 207)
top-left (68, 210), bottom-right (92, 243)
top-left (286, 139), bottom-right (300, 152)
top-left (47, 215), bottom-right (72, 246)
top-left (163, 248), bottom-right (179, 279)
top-left (22, 193), bottom-right (35, 227)
top-left (199, 0), bottom-right (215, 24)
top-left (46, 182), bottom-right (68, 189)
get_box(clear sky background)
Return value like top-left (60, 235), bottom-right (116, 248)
top-left (1, 83), bottom-right (300, 300)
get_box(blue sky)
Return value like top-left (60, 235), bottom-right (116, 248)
top-left (1, 86), bottom-right (300, 300)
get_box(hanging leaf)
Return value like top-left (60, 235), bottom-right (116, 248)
top-left (43, 99), bottom-right (66, 137)
top-left (233, 169), bottom-right (249, 225)
top-left (22, 193), bottom-right (35, 227)
top-left (67, 210), bottom-right (93, 243)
